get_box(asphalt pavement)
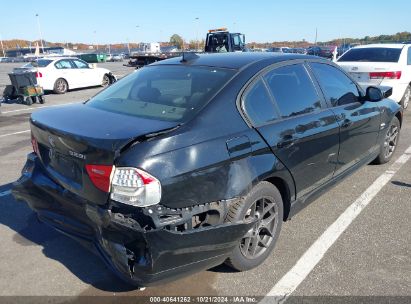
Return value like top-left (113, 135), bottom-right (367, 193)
top-left (0, 61), bottom-right (410, 303)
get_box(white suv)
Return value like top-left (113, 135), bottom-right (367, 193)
top-left (337, 43), bottom-right (411, 109)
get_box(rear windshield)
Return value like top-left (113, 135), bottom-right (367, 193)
top-left (23, 59), bottom-right (53, 68)
top-left (338, 47), bottom-right (402, 62)
top-left (86, 65), bottom-right (236, 123)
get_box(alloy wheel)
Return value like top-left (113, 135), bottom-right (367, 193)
top-left (56, 79), bottom-right (67, 93)
top-left (240, 197), bottom-right (279, 259)
top-left (102, 75), bottom-right (110, 87)
top-left (384, 124), bottom-right (399, 159)
top-left (403, 87), bottom-right (410, 109)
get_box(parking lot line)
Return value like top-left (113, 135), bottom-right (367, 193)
top-left (0, 102), bottom-right (78, 114)
top-left (0, 130), bottom-right (30, 138)
top-left (262, 145), bottom-right (411, 304)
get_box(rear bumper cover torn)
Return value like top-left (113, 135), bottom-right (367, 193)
top-left (12, 154), bottom-right (252, 286)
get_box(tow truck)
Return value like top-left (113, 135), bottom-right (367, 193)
top-left (125, 28), bottom-right (246, 68)
top-left (204, 28), bottom-right (246, 52)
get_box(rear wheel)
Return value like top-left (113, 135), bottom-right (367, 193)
top-left (38, 96), bottom-right (45, 104)
top-left (374, 116), bottom-right (400, 164)
top-left (225, 181), bottom-right (283, 271)
top-left (53, 78), bottom-right (68, 94)
top-left (400, 85), bottom-right (410, 110)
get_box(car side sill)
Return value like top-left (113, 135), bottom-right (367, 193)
top-left (288, 150), bottom-right (379, 219)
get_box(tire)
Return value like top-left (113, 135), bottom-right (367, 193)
top-left (53, 78), bottom-right (68, 94)
top-left (24, 96), bottom-right (33, 106)
top-left (38, 96), bottom-right (45, 104)
top-left (17, 96), bottom-right (24, 104)
top-left (225, 181), bottom-right (283, 271)
top-left (400, 85), bottom-right (410, 110)
top-left (102, 74), bottom-right (110, 87)
top-left (3, 85), bottom-right (16, 99)
top-left (374, 116), bottom-right (400, 164)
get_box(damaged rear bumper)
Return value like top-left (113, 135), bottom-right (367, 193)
top-left (12, 154), bottom-right (252, 286)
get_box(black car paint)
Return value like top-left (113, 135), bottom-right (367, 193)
top-left (12, 53), bottom-right (402, 286)
top-left (30, 104), bottom-right (178, 205)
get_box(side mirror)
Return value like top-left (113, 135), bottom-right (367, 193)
top-left (379, 86), bottom-right (393, 98)
top-left (365, 86), bottom-right (383, 102)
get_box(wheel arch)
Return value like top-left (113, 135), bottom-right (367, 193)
top-left (263, 176), bottom-right (292, 221)
top-left (395, 111), bottom-right (403, 127)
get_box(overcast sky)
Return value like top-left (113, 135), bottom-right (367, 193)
top-left (1, 0), bottom-right (410, 44)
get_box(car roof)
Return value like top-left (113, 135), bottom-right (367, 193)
top-left (40, 56), bottom-right (79, 61)
top-left (151, 52), bottom-right (314, 70)
top-left (353, 44), bottom-right (406, 49)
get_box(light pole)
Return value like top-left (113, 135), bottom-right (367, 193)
top-left (126, 38), bottom-right (130, 54)
top-left (136, 25), bottom-right (140, 51)
top-left (0, 33), bottom-right (5, 57)
top-left (93, 30), bottom-right (98, 51)
top-left (195, 17), bottom-right (199, 51)
top-left (35, 13), bottom-right (45, 53)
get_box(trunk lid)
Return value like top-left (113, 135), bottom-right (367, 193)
top-left (13, 66), bottom-right (38, 73)
top-left (30, 103), bottom-right (178, 205)
top-left (337, 62), bottom-right (399, 86)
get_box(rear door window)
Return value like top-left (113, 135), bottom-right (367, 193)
top-left (72, 59), bottom-right (89, 69)
top-left (264, 64), bottom-right (322, 118)
top-left (310, 63), bottom-right (360, 107)
top-left (338, 47), bottom-right (402, 62)
top-left (55, 60), bottom-right (73, 69)
top-left (242, 79), bottom-right (278, 126)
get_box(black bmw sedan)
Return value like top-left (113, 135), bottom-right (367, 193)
top-left (13, 53), bottom-right (402, 286)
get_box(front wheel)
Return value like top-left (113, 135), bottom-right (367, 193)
top-left (374, 116), bottom-right (400, 164)
top-left (225, 181), bottom-right (283, 271)
top-left (400, 85), bottom-right (410, 110)
top-left (102, 74), bottom-right (110, 87)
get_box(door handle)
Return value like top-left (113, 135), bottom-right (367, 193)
top-left (277, 135), bottom-right (295, 149)
top-left (341, 119), bottom-right (353, 128)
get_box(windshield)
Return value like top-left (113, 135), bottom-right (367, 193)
top-left (86, 65), bottom-right (236, 123)
top-left (338, 47), bottom-right (402, 62)
top-left (23, 59), bottom-right (53, 68)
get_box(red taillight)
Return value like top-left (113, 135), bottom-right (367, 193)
top-left (110, 167), bottom-right (162, 207)
top-left (31, 133), bottom-right (39, 155)
top-left (369, 71), bottom-right (401, 80)
top-left (137, 169), bottom-right (155, 185)
top-left (35, 71), bottom-right (42, 78)
top-left (85, 164), bottom-right (113, 192)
